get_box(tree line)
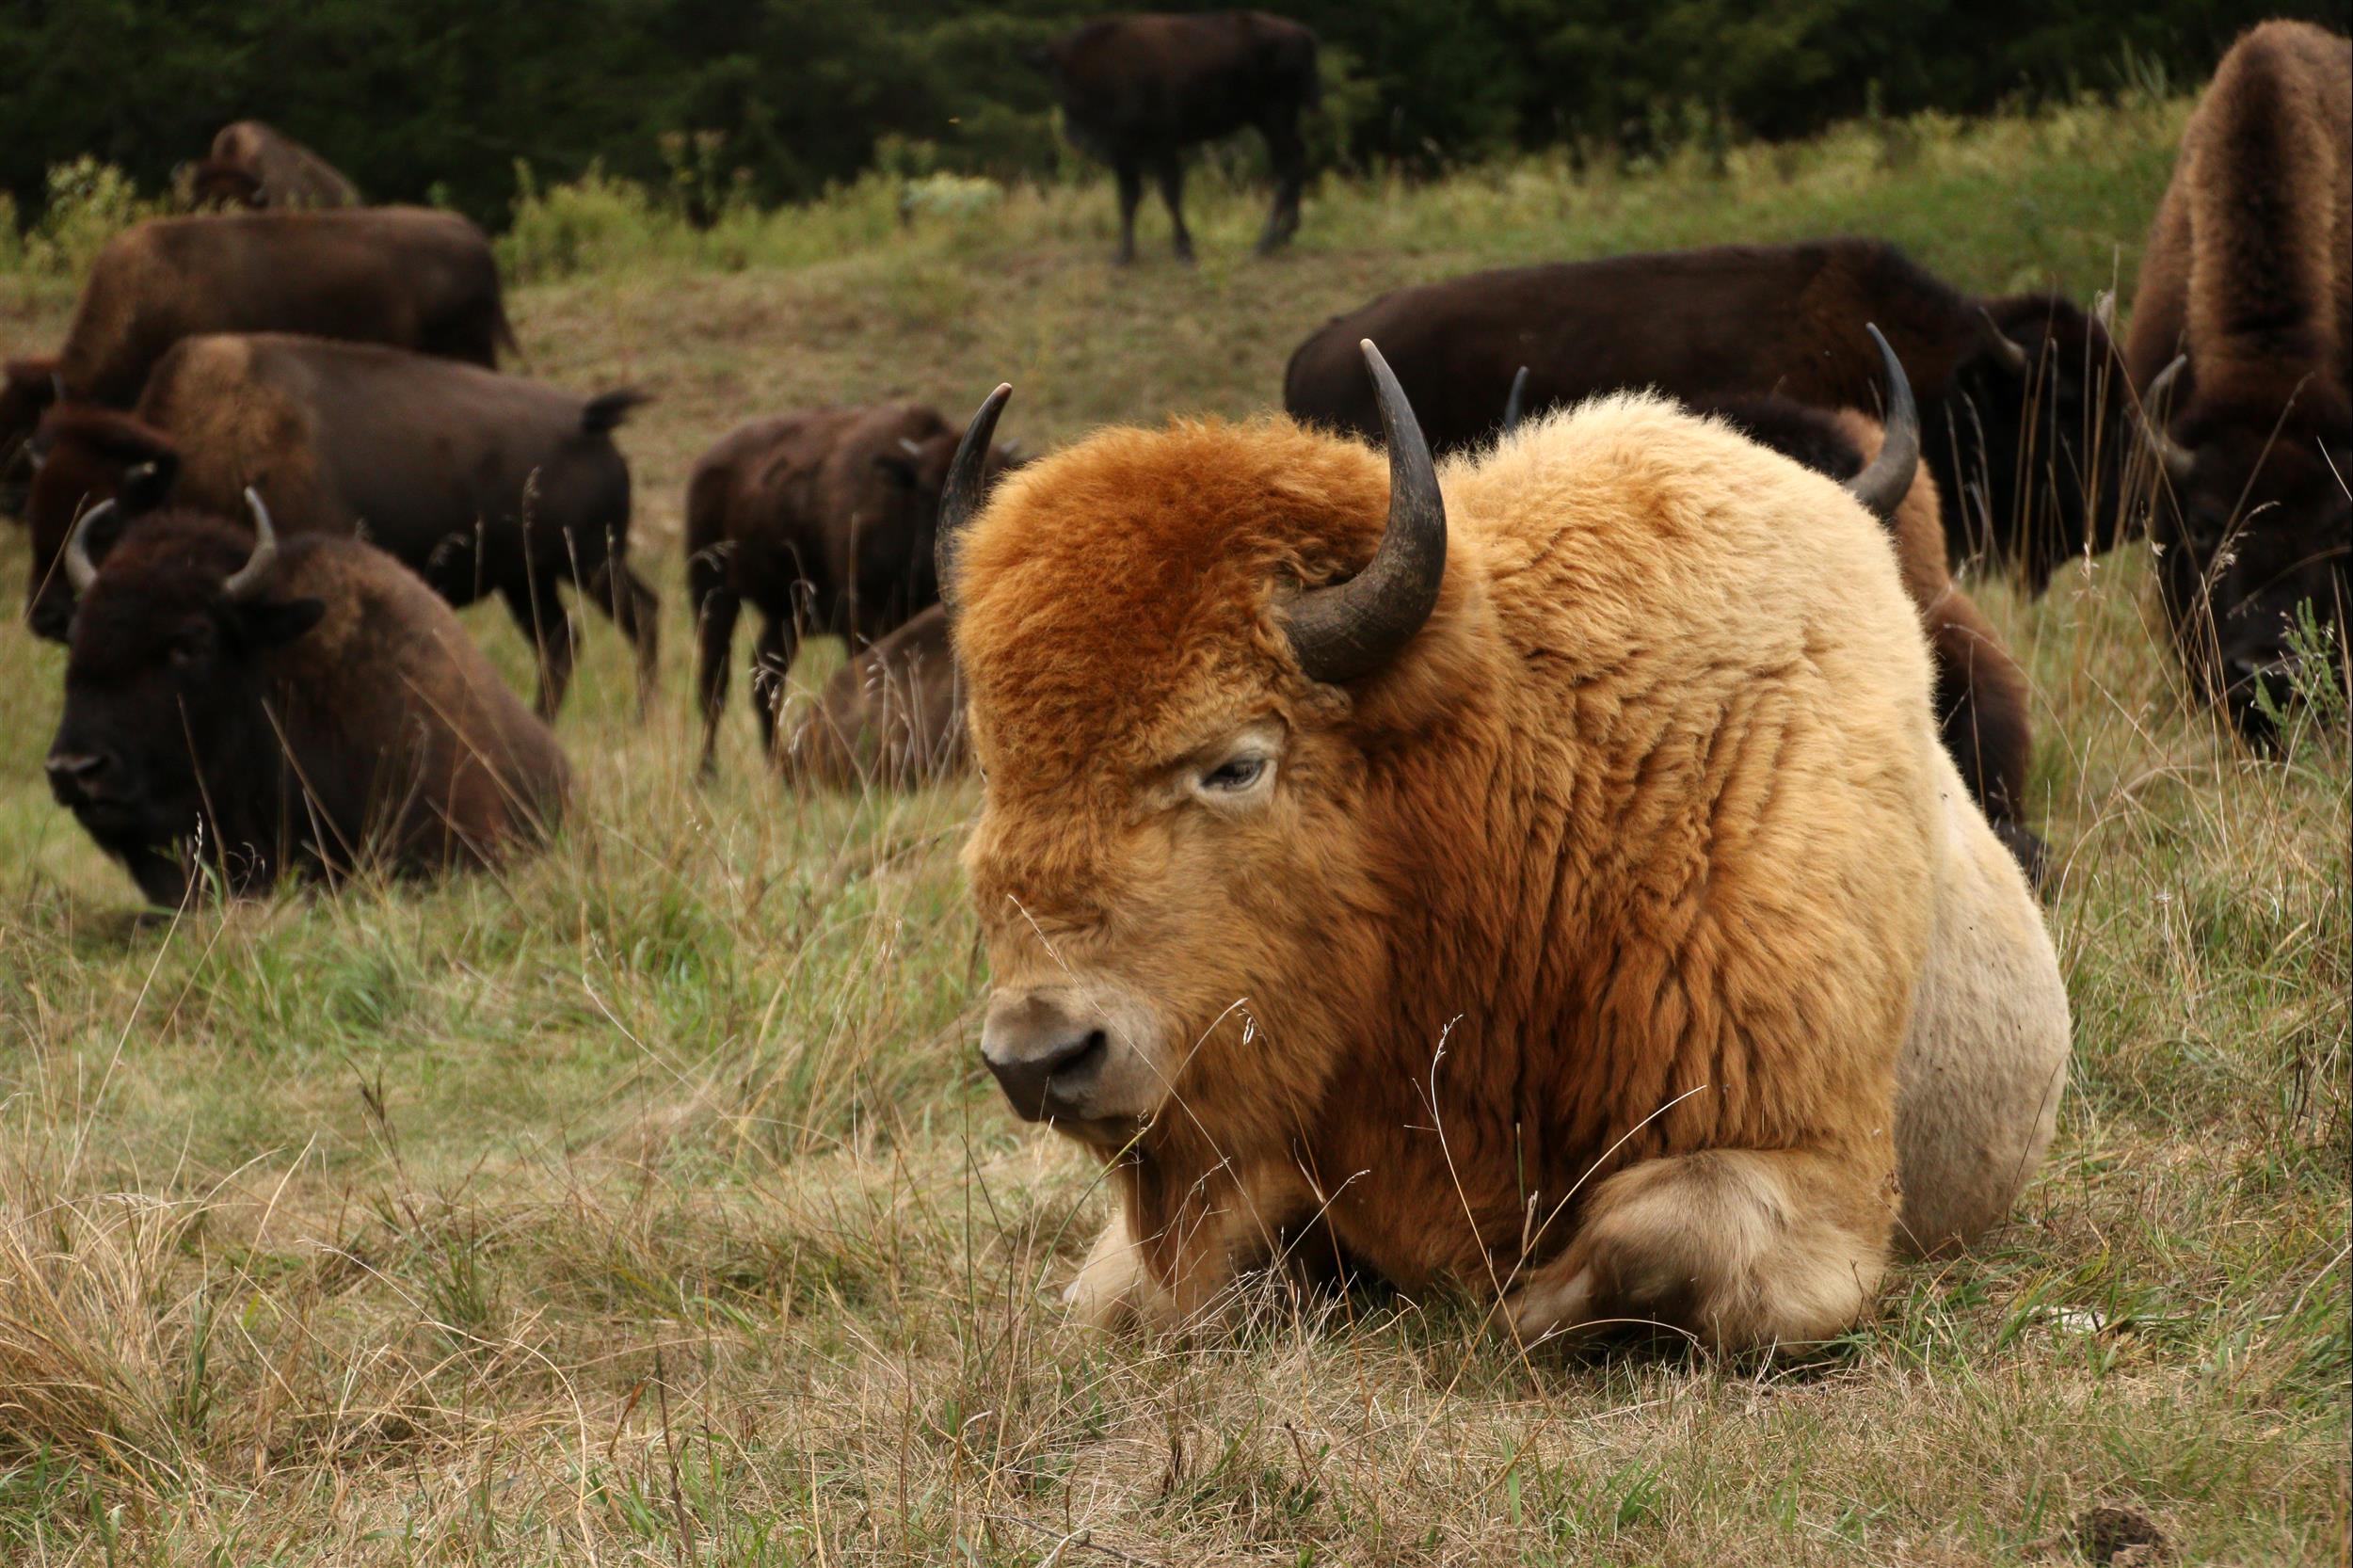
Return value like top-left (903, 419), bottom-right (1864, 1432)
top-left (7, 0), bottom-right (2346, 228)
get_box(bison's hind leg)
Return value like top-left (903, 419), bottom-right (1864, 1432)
top-left (503, 578), bottom-right (579, 720)
top-left (588, 557), bottom-right (662, 717)
top-left (1505, 1144), bottom-right (1897, 1355)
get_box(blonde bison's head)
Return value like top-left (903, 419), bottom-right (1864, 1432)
top-left (937, 346), bottom-right (1451, 1154)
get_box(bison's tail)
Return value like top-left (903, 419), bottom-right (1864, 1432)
top-left (582, 389), bottom-right (652, 436)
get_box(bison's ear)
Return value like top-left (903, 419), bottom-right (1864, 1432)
top-left (227, 596), bottom-right (326, 651)
top-left (120, 456), bottom-right (179, 514)
top-left (872, 452), bottom-right (920, 488)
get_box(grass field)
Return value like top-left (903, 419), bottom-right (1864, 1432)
top-left (0, 89), bottom-right (2346, 1565)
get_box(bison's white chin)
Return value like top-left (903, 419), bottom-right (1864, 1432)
top-left (978, 981), bottom-right (1166, 1135)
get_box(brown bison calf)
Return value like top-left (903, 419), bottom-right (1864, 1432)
top-left (1285, 239), bottom-right (2128, 588)
top-left (186, 120), bottom-right (360, 211)
top-left (2127, 20), bottom-right (2351, 744)
top-left (2, 207), bottom-right (514, 511)
top-left (781, 605), bottom-right (968, 790)
top-left (1040, 10), bottom-right (1320, 264)
top-left (45, 493), bottom-right (568, 905)
top-left (684, 402), bottom-right (1018, 772)
top-left (23, 335), bottom-right (656, 718)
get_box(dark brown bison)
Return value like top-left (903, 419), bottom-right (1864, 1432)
top-left (22, 334), bottom-right (656, 717)
top-left (2126, 21), bottom-right (2350, 744)
top-left (684, 402), bottom-right (1018, 772)
top-left (1283, 239), bottom-right (2126, 588)
top-left (186, 120), bottom-right (360, 210)
top-left (1039, 10), bottom-right (1319, 264)
top-left (45, 493), bottom-right (568, 905)
top-left (931, 344), bottom-right (2066, 1348)
top-left (781, 605), bottom-right (967, 791)
top-left (2, 207), bottom-right (515, 512)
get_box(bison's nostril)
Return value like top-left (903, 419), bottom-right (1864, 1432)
top-left (983, 1020), bottom-right (1112, 1122)
top-left (44, 751), bottom-right (112, 800)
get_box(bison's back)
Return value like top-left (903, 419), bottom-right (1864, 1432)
top-left (1048, 10), bottom-right (1317, 143)
top-left (787, 605), bottom-right (967, 790)
top-left (270, 536), bottom-right (569, 865)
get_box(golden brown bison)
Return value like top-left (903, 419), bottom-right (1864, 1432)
top-left (2126, 20), bottom-right (2350, 744)
top-left (685, 403), bottom-right (1019, 772)
top-left (45, 493), bottom-right (568, 905)
top-left (22, 334), bottom-right (657, 717)
top-left (781, 605), bottom-right (968, 791)
top-left (935, 345), bottom-right (2069, 1351)
top-left (187, 120), bottom-right (360, 210)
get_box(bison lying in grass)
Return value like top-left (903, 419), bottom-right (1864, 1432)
top-left (934, 346), bottom-right (2069, 1352)
top-left (45, 493), bottom-right (569, 905)
top-left (781, 605), bottom-right (967, 791)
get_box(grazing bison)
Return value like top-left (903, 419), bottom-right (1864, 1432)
top-left (782, 605), bottom-right (968, 790)
top-left (187, 120), bottom-right (360, 210)
top-left (1283, 240), bottom-right (2126, 587)
top-left (934, 345), bottom-right (2069, 1350)
top-left (1039, 11), bottom-right (1319, 264)
top-left (22, 335), bottom-right (656, 717)
top-left (1, 207), bottom-right (515, 510)
top-left (684, 402), bottom-right (1018, 771)
top-left (2126, 20), bottom-right (2351, 744)
top-left (45, 494), bottom-right (568, 905)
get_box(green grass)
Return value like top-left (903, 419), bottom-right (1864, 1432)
top-left (1, 88), bottom-right (2346, 1564)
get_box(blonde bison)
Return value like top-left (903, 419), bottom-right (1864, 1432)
top-left (936, 344), bottom-right (2069, 1352)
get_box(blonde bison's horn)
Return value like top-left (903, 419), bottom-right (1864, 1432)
top-left (219, 487), bottom-right (280, 601)
top-left (62, 499), bottom-right (114, 594)
top-left (1846, 324), bottom-right (1920, 523)
top-left (936, 382), bottom-right (1012, 616)
top-left (1285, 340), bottom-right (1448, 683)
top-left (2139, 356), bottom-right (2195, 484)
top-left (1500, 365), bottom-right (1530, 437)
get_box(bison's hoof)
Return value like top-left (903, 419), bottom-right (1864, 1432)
top-left (1502, 1266), bottom-right (1601, 1345)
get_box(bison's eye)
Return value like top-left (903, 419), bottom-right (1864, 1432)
top-left (1192, 748), bottom-right (1275, 807)
top-left (1204, 756), bottom-right (1263, 792)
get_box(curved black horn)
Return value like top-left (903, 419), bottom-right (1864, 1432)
top-left (1284, 341), bottom-right (1448, 683)
top-left (1501, 365), bottom-right (1530, 437)
top-left (1845, 325), bottom-right (1920, 522)
top-left (62, 499), bottom-right (114, 594)
top-left (1975, 309), bottom-right (2031, 376)
top-left (2138, 356), bottom-right (2194, 483)
top-left (219, 487), bottom-right (280, 600)
top-left (936, 382), bottom-right (1012, 615)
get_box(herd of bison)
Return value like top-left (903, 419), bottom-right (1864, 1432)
top-left (0, 11), bottom-right (2345, 1353)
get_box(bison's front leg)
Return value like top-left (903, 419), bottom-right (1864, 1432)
top-left (1504, 1141), bottom-right (1897, 1354)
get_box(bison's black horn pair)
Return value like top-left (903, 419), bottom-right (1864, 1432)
top-left (934, 341), bottom-right (1449, 684)
top-left (1846, 324), bottom-right (1921, 523)
top-left (61, 486), bottom-right (278, 600)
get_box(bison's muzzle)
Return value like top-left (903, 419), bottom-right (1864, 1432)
top-left (981, 992), bottom-right (1115, 1123)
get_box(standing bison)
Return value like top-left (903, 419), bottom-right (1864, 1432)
top-left (1039, 11), bottom-right (1319, 264)
top-left (684, 402), bottom-right (1019, 772)
top-left (45, 494), bottom-right (568, 905)
top-left (3, 207), bottom-right (515, 511)
top-left (933, 346), bottom-right (2068, 1349)
top-left (2126, 20), bottom-right (2350, 744)
top-left (22, 335), bottom-right (656, 717)
top-left (186, 120), bottom-right (360, 210)
top-left (1284, 240), bottom-right (2126, 587)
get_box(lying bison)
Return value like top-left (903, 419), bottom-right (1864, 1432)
top-left (23, 335), bottom-right (656, 716)
top-left (1284, 239), bottom-right (2126, 588)
top-left (684, 402), bottom-right (1019, 772)
top-left (933, 346), bottom-right (2069, 1350)
top-left (2127, 20), bottom-right (2350, 744)
top-left (782, 605), bottom-right (967, 791)
top-left (187, 120), bottom-right (360, 210)
top-left (45, 493), bottom-right (568, 905)
top-left (2, 207), bottom-right (514, 511)
top-left (1039, 10), bottom-right (1319, 264)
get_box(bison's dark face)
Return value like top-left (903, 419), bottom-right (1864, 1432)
top-left (0, 358), bottom-right (61, 519)
top-left (22, 429), bottom-right (176, 641)
top-left (872, 434), bottom-right (1024, 612)
top-left (188, 161), bottom-right (267, 209)
top-left (47, 516), bottom-right (324, 899)
top-left (2153, 418), bottom-right (2351, 747)
top-left (1951, 296), bottom-right (2129, 588)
